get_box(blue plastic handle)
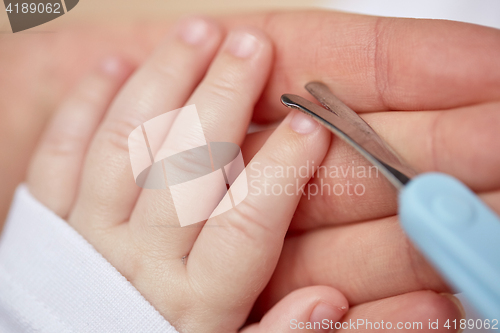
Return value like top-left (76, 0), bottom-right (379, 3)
top-left (399, 172), bottom-right (500, 319)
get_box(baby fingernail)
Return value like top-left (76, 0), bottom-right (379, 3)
top-left (290, 111), bottom-right (319, 134)
top-left (310, 302), bottom-right (340, 332)
top-left (176, 17), bottom-right (211, 45)
top-left (225, 30), bottom-right (260, 58)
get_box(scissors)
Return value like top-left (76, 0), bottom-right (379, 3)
top-left (281, 82), bottom-right (500, 320)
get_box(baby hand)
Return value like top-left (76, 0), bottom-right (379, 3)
top-left (27, 17), bottom-right (348, 332)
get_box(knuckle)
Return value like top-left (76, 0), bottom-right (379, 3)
top-left (216, 198), bottom-right (275, 243)
top-left (73, 78), bottom-right (108, 107)
top-left (204, 76), bottom-right (239, 102)
top-left (102, 115), bottom-right (142, 154)
top-left (404, 229), bottom-right (434, 290)
top-left (265, 149), bottom-right (290, 169)
top-left (166, 146), bottom-right (212, 182)
top-left (258, 149), bottom-right (295, 178)
top-left (40, 75), bottom-right (116, 158)
top-left (42, 124), bottom-right (85, 157)
top-left (149, 60), bottom-right (184, 84)
top-left (373, 16), bottom-right (391, 109)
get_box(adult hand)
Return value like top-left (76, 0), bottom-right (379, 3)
top-left (235, 11), bottom-right (500, 327)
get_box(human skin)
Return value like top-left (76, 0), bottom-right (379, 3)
top-left (3, 10), bottom-right (500, 328)
top-left (26, 20), bottom-right (353, 332)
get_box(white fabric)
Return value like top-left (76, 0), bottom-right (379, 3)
top-left (0, 185), bottom-right (178, 333)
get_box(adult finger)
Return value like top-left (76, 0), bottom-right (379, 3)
top-left (27, 58), bottom-right (132, 218)
top-left (220, 11), bottom-right (500, 122)
top-left (240, 102), bottom-right (500, 230)
top-left (16, 12), bottom-right (500, 125)
top-left (184, 110), bottom-right (331, 332)
top-left (69, 17), bottom-right (223, 232)
top-left (242, 286), bottom-right (348, 333)
top-left (337, 291), bottom-right (464, 333)
top-left (258, 216), bottom-right (449, 310)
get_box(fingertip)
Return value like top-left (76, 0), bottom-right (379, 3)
top-left (408, 291), bottom-right (465, 323)
top-left (254, 286), bottom-right (348, 333)
top-left (308, 286), bottom-right (349, 328)
top-left (289, 110), bottom-right (320, 135)
top-left (341, 291), bottom-right (466, 333)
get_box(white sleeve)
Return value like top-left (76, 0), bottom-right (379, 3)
top-left (0, 185), bottom-right (179, 333)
